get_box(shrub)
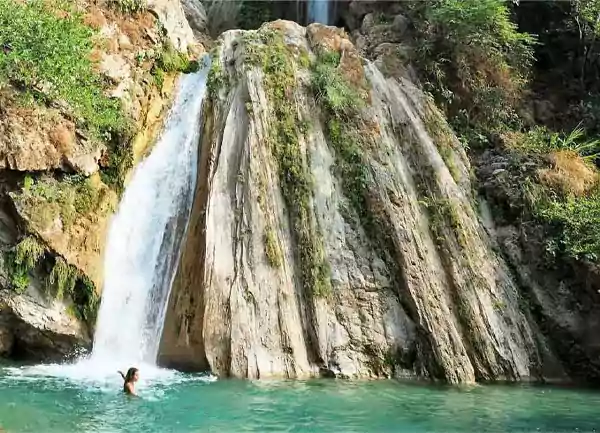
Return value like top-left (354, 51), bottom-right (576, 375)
top-left (408, 0), bottom-right (535, 135)
top-left (311, 51), bottom-right (364, 118)
top-left (71, 274), bottom-right (99, 323)
top-left (155, 43), bottom-right (198, 73)
top-left (110, 0), bottom-right (147, 14)
top-left (0, 0), bottom-right (126, 139)
top-left (4, 236), bottom-right (46, 293)
top-left (513, 125), bottom-right (600, 161)
top-left (15, 236), bottom-right (45, 270)
top-left (47, 257), bottom-right (78, 300)
top-left (533, 188), bottom-right (600, 261)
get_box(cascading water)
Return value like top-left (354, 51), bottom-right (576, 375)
top-left (307, 0), bottom-right (330, 25)
top-left (2, 59), bottom-right (214, 387)
top-left (91, 61), bottom-right (209, 368)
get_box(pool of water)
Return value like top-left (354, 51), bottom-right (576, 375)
top-left (1, 364), bottom-right (599, 433)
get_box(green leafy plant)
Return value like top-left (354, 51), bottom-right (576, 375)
top-left (14, 236), bottom-right (45, 270)
top-left (311, 51), bottom-right (364, 118)
top-left (110, 0), bottom-right (147, 14)
top-left (515, 124), bottom-right (600, 160)
top-left (0, 0), bottom-right (127, 140)
top-left (4, 236), bottom-right (46, 293)
top-left (47, 257), bottom-right (79, 300)
top-left (533, 188), bottom-right (600, 261)
top-left (408, 0), bottom-right (536, 135)
top-left (155, 43), bottom-right (198, 73)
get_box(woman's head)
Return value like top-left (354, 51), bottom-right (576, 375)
top-left (125, 367), bottom-right (139, 383)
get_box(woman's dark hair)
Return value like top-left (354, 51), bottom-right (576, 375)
top-left (124, 367), bottom-right (138, 383)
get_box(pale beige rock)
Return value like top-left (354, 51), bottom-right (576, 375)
top-left (159, 22), bottom-right (559, 382)
top-left (147, 0), bottom-right (196, 51)
top-left (100, 54), bottom-right (131, 84)
top-left (0, 88), bottom-right (102, 174)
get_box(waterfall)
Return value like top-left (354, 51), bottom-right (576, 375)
top-left (307, 0), bottom-right (330, 25)
top-left (90, 60), bottom-right (209, 368)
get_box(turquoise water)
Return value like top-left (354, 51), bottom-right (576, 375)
top-left (1, 366), bottom-right (599, 433)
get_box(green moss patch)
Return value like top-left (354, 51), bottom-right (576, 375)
top-left (242, 28), bottom-right (331, 297)
top-left (3, 236), bottom-right (99, 323)
top-left (15, 174), bottom-right (107, 231)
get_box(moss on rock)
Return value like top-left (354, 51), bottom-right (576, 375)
top-left (242, 27), bottom-right (331, 297)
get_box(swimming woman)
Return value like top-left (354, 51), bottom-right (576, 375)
top-left (118, 367), bottom-right (139, 396)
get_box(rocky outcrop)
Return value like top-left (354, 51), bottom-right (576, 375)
top-left (0, 89), bottom-right (103, 174)
top-left (181, 0), bottom-right (208, 39)
top-left (476, 148), bottom-right (600, 384)
top-left (0, 198), bottom-right (90, 360)
top-left (0, 289), bottom-right (90, 361)
top-left (147, 0), bottom-right (196, 52)
top-left (159, 21), bottom-right (565, 382)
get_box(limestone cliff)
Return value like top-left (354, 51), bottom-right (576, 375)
top-left (0, 0), bottom-right (199, 361)
top-left (159, 21), bottom-right (564, 383)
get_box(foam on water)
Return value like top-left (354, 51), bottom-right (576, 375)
top-left (2, 362), bottom-right (216, 391)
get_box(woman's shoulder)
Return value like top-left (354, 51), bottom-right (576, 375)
top-left (124, 381), bottom-right (136, 396)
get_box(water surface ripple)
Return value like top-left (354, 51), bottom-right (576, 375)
top-left (1, 371), bottom-right (599, 433)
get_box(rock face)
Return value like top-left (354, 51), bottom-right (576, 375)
top-left (181, 0), bottom-right (208, 39)
top-left (0, 198), bottom-right (90, 360)
top-left (147, 0), bottom-right (196, 51)
top-left (0, 89), bottom-right (103, 174)
top-left (476, 149), bottom-right (600, 384)
top-left (159, 21), bottom-right (565, 382)
top-left (0, 289), bottom-right (90, 361)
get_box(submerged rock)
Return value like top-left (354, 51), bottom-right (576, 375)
top-left (159, 21), bottom-right (565, 383)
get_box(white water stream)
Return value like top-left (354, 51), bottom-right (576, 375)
top-left (91, 65), bottom-right (208, 367)
top-left (307, 0), bottom-right (330, 25)
top-left (3, 60), bottom-right (214, 388)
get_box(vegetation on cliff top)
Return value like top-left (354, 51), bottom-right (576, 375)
top-left (402, 0), bottom-right (600, 264)
top-left (408, 0), bottom-right (535, 139)
top-left (0, 0), bottom-right (126, 139)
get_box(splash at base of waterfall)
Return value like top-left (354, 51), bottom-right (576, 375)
top-left (2, 360), bottom-right (216, 393)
